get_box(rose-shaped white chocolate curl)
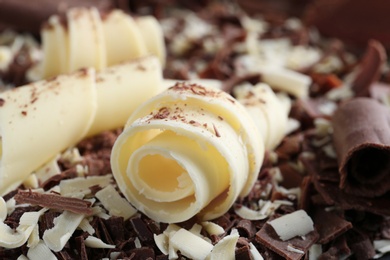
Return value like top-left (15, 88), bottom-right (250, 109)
top-left (234, 83), bottom-right (291, 150)
top-left (0, 56), bottom-right (162, 195)
top-left (103, 10), bottom-right (147, 67)
top-left (111, 83), bottom-right (264, 223)
top-left (35, 7), bottom-right (164, 80)
top-left (0, 69), bottom-right (97, 195)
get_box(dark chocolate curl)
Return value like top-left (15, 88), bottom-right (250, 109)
top-left (351, 40), bottom-right (387, 97)
top-left (332, 98), bottom-right (390, 197)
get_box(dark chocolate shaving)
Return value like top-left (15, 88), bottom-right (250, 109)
top-left (332, 98), bottom-right (390, 197)
top-left (313, 208), bottom-right (352, 244)
top-left (236, 219), bottom-right (257, 238)
top-left (130, 217), bottom-right (154, 243)
top-left (41, 168), bottom-right (77, 190)
top-left (14, 190), bottom-right (93, 215)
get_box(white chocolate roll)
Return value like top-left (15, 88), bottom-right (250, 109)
top-left (0, 56), bottom-right (162, 195)
top-left (135, 16), bottom-right (166, 67)
top-left (67, 7), bottom-right (106, 73)
top-left (41, 16), bottom-right (68, 79)
top-left (35, 7), bottom-right (166, 80)
top-left (103, 10), bottom-right (148, 67)
top-left (111, 83), bottom-right (264, 223)
top-left (87, 56), bottom-right (163, 136)
top-left (234, 83), bottom-right (291, 150)
top-left (0, 69), bottom-right (97, 195)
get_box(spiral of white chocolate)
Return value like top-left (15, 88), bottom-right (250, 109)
top-left (32, 7), bottom-right (165, 80)
top-left (111, 83), bottom-right (266, 223)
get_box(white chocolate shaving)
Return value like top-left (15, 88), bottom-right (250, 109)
top-left (308, 244), bottom-right (322, 260)
top-left (0, 209), bottom-right (45, 248)
top-left (201, 221), bottom-right (225, 236)
top-left (374, 239), bottom-right (390, 254)
top-left (0, 196), bottom-right (7, 221)
top-left (79, 218), bottom-right (95, 235)
top-left (33, 156), bottom-right (61, 184)
top-left (287, 244), bottom-right (305, 254)
top-left (207, 229), bottom-right (239, 260)
top-left (85, 236), bottom-right (115, 249)
top-left (95, 184), bottom-right (137, 220)
top-left (0, 46), bottom-right (13, 70)
top-left (43, 211), bottom-right (85, 252)
top-left (27, 224), bottom-right (40, 248)
top-left (170, 228), bottom-right (213, 260)
top-left (59, 175), bottom-right (112, 196)
top-left (249, 242), bottom-right (264, 260)
top-left (261, 68), bottom-right (311, 98)
top-left (27, 240), bottom-right (57, 260)
top-left (268, 210), bottom-right (314, 241)
top-left (154, 233), bottom-right (169, 255)
top-left (22, 174), bottom-right (39, 189)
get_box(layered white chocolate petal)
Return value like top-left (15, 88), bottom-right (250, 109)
top-left (67, 7), bottom-right (106, 72)
top-left (111, 83), bottom-right (263, 223)
top-left (135, 16), bottom-right (166, 66)
top-left (0, 69), bottom-right (97, 195)
top-left (103, 10), bottom-right (147, 67)
top-left (87, 56), bottom-right (162, 136)
top-left (234, 83), bottom-right (291, 150)
top-left (41, 16), bottom-right (68, 79)
top-left (35, 7), bottom-right (166, 80)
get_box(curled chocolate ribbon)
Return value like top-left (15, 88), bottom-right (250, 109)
top-left (332, 98), bottom-right (390, 197)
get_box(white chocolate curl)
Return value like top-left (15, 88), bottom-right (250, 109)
top-left (0, 56), bottom-right (162, 195)
top-left (33, 7), bottom-right (165, 80)
top-left (111, 82), bottom-right (290, 223)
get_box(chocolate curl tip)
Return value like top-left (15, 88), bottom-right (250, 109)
top-left (332, 97), bottom-right (390, 197)
top-left (351, 40), bottom-right (387, 97)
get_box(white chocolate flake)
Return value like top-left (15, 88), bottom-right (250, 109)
top-left (0, 196), bottom-right (7, 221)
top-left (78, 218), bottom-right (95, 235)
top-left (154, 233), bottom-right (169, 255)
top-left (170, 228), bottom-right (214, 260)
top-left (27, 225), bottom-right (40, 248)
top-left (287, 244), bottom-right (305, 254)
top-left (268, 210), bottom-right (314, 241)
top-left (43, 211), bottom-right (85, 252)
top-left (201, 221), bottom-right (225, 236)
top-left (59, 175), bottom-right (112, 196)
top-left (95, 184), bottom-right (137, 220)
top-left (261, 68), bottom-right (311, 98)
top-left (249, 242), bottom-right (264, 260)
top-left (207, 229), bottom-right (239, 260)
top-left (85, 236), bottom-right (115, 249)
top-left (27, 240), bottom-right (57, 260)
